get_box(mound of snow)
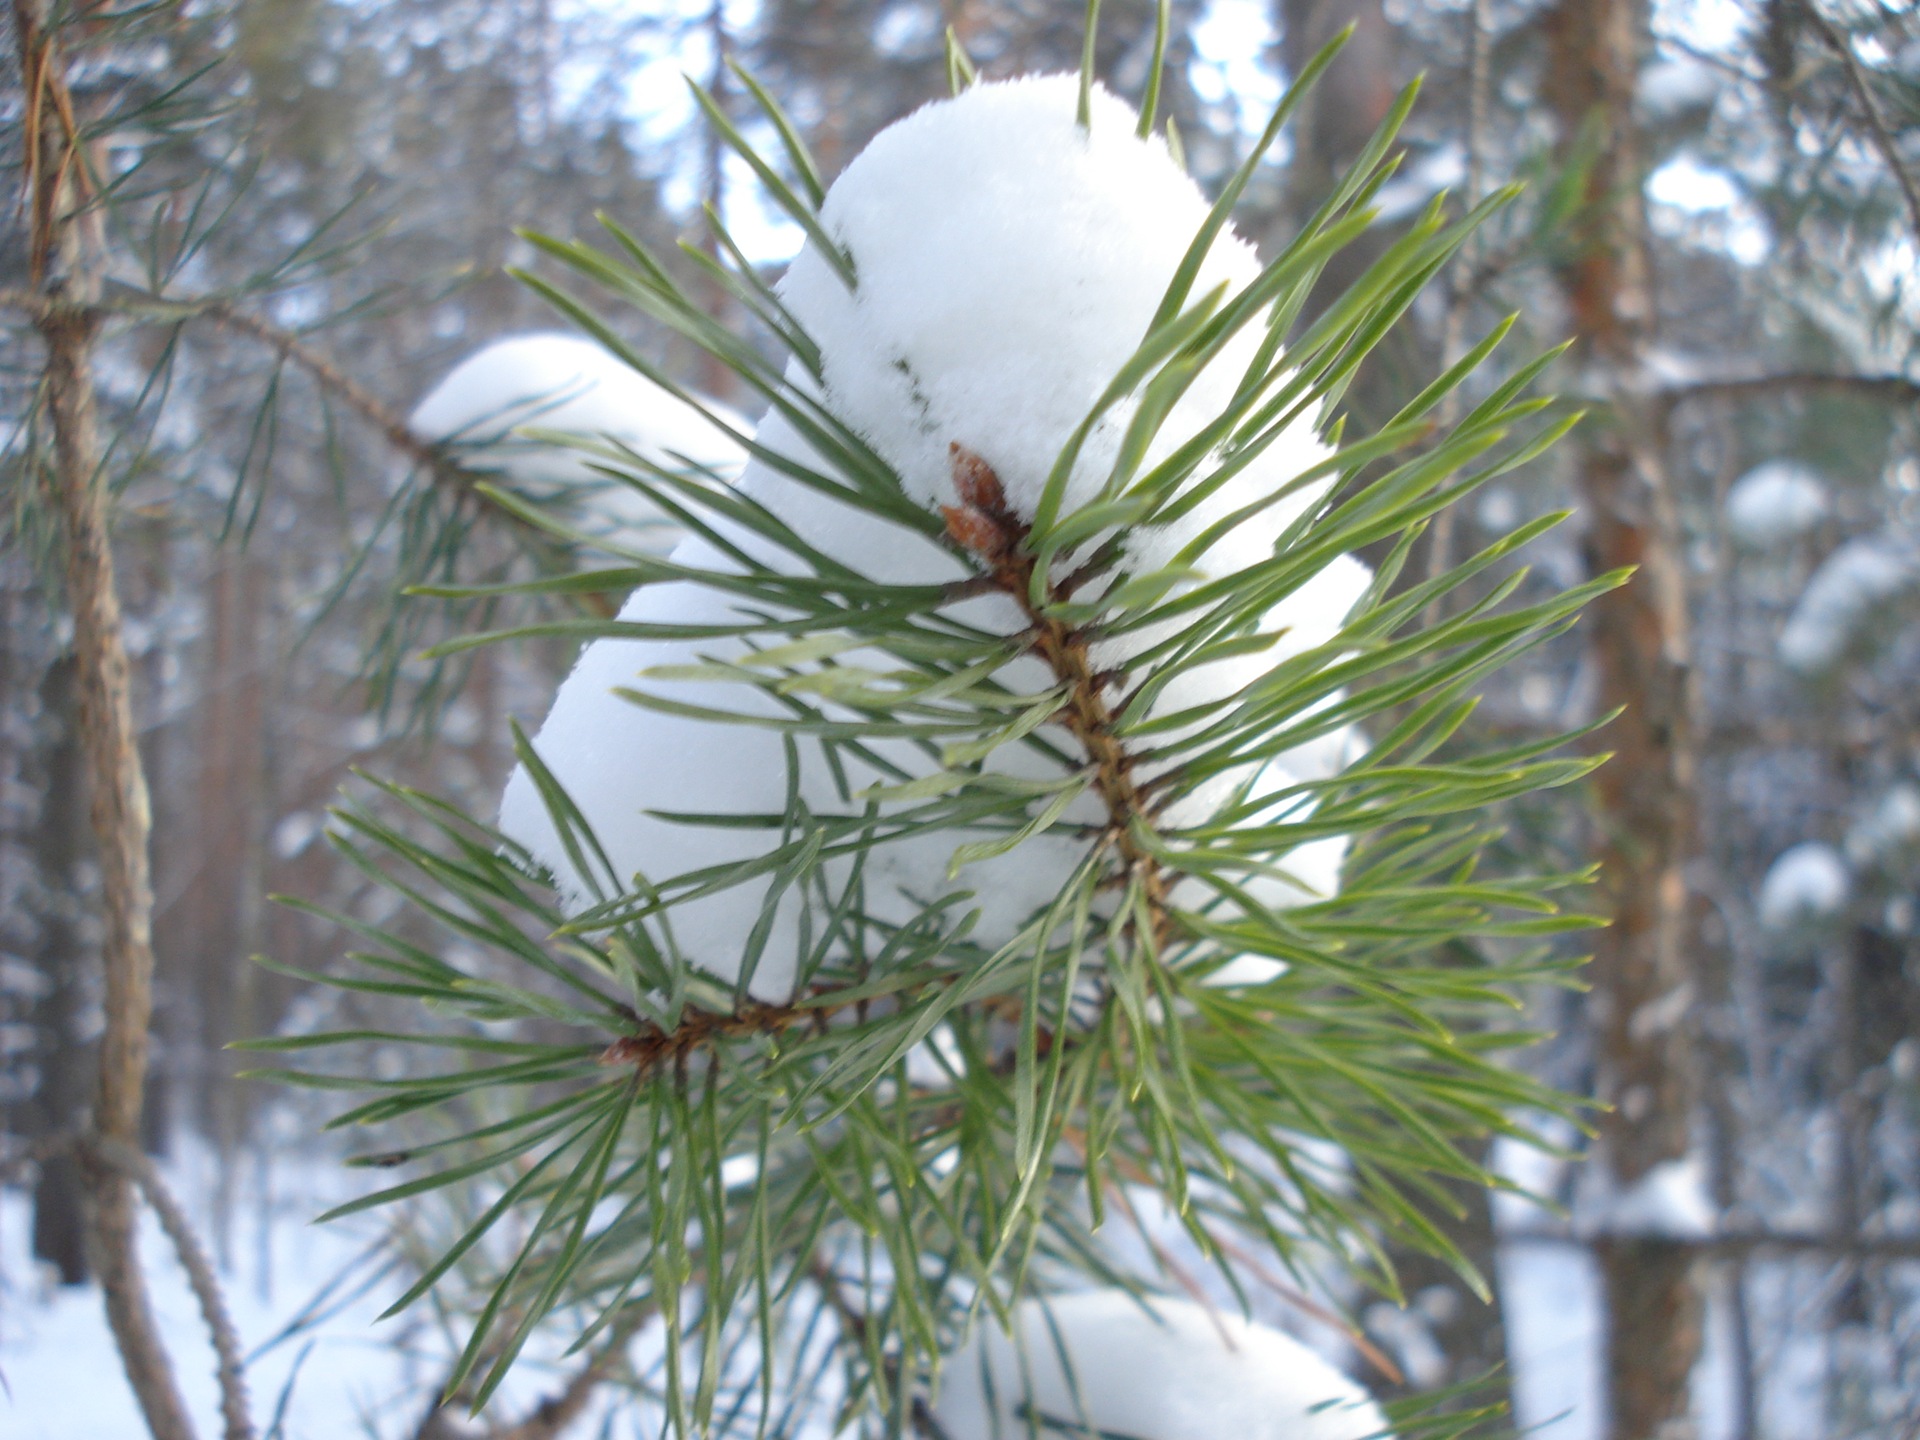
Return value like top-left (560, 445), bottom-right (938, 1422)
top-left (935, 1289), bottom-right (1389, 1440)
top-left (1777, 536), bottom-right (1920, 675)
top-left (410, 332), bottom-right (749, 544)
top-left (1756, 841), bottom-right (1850, 930)
top-left (1725, 460), bottom-right (1826, 549)
top-left (498, 77), bottom-right (1366, 999)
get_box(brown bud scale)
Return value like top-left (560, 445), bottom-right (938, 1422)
top-left (942, 503), bottom-right (1002, 556)
top-left (948, 441), bottom-right (1007, 515)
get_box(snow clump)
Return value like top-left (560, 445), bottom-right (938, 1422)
top-left (1846, 782), bottom-right (1920, 867)
top-left (410, 332), bottom-right (749, 545)
top-left (934, 1289), bottom-right (1390, 1440)
top-left (1724, 460), bottom-right (1827, 549)
top-left (1777, 535), bottom-right (1920, 674)
top-left (1756, 841), bottom-right (1851, 930)
top-left (498, 77), bottom-right (1367, 999)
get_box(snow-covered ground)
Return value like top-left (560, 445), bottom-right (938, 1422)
top-left (2, 1141), bottom-right (1840, 1439)
top-left (1, 1151), bottom-right (412, 1438)
top-left (0, 1140), bottom-right (624, 1439)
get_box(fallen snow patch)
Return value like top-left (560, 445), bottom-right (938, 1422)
top-left (933, 1289), bottom-right (1390, 1440)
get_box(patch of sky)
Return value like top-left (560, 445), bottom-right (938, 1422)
top-left (547, 0), bottom-right (804, 265)
top-left (549, 0), bottom-right (1300, 268)
top-left (1373, 142), bottom-right (1466, 223)
top-left (1191, 0), bottom-right (1282, 145)
top-left (874, 0), bottom-right (940, 59)
top-left (1651, 0), bottom-right (1751, 55)
top-left (1647, 155), bottom-right (1769, 265)
top-left (1648, 156), bottom-right (1740, 212)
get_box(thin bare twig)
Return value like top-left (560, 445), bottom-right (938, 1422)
top-left (1658, 370), bottom-right (1920, 413)
top-left (484, 1304), bottom-right (649, 1440)
top-left (1502, 1226), bottom-right (1920, 1260)
top-left (88, 1136), bottom-right (255, 1440)
top-left (4, 284), bottom-right (618, 616)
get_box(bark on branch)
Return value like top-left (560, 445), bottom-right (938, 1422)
top-left (87, 1136), bottom-right (255, 1440)
top-left (10, 3), bottom-right (198, 1436)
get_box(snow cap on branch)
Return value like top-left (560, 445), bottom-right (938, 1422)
top-left (781, 74), bottom-right (1330, 570)
top-left (1756, 840), bottom-right (1850, 931)
top-left (497, 77), bottom-right (1366, 999)
top-left (934, 1289), bottom-right (1390, 1440)
top-left (1778, 535), bottom-right (1920, 675)
top-left (410, 332), bottom-right (748, 540)
top-left (1725, 460), bottom-right (1827, 550)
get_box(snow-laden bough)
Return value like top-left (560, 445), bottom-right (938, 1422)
top-left (410, 331), bottom-right (749, 546)
top-left (498, 76), bottom-right (1369, 1000)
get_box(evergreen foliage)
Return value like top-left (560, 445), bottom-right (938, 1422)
top-left (243, 16), bottom-right (1609, 1434)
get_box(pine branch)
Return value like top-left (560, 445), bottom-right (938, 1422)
top-left (171, 300), bottom-right (620, 620)
top-left (806, 1255), bottom-right (955, 1440)
top-left (1804, 0), bottom-right (1920, 240)
top-left (480, 1303), bottom-right (650, 1440)
top-left (261, 48), bottom-right (1609, 1429)
top-left (1657, 370), bottom-right (1920, 411)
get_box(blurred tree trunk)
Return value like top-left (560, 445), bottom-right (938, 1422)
top-left (1278, 0), bottom-right (1396, 204)
top-left (1544, 1), bottom-right (1704, 1436)
top-left (27, 658), bottom-right (94, 1286)
top-left (1276, 0), bottom-right (1395, 308)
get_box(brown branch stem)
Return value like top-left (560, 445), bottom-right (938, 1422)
top-left (483, 1304), bottom-right (650, 1440)
top-left (939, 443), bottom-right (1169, 943)
top-left (1657, 371), bottom-right (1920, 413)
top-left (10, 3), bottom-right (197, 1436)
top-left (88, 1136), bottom-right (255, 1440)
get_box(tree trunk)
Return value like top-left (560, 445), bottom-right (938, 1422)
top-left (29, 658), bottom-right (96, 1287)
top-left (1544, 1), bottom-right (1704, 1435)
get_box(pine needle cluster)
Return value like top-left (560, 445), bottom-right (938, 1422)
top-left (245, 17), bottom-right (1614, 1434)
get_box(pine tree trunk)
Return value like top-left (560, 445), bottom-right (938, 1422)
top-left (1544, 1), bottom-right (1704, 1435)
top-left (28, 658), bottom-right (96, 1287)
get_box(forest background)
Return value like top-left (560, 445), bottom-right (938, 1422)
top-left (1, 0), bottom-right (1917, 1438)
